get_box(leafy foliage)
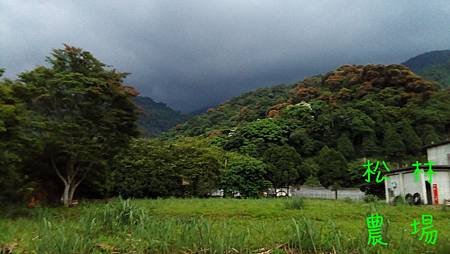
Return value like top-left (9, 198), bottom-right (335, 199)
top-left (170, 84), bottom-right (293, 136)
top-left (170, 64), bottom-right (450, 190)
top-left (220, 153), bottom-right (272, 197)
top-left (263, 144), bottom-right (305, 188)
top-left (4, 49), bottom-right (450, 203)
top-left (0, 76), bottom-right (33, 202)
top-left (316, 146), bottom-right (349, 188)
top-left (17, 45), bottom-right (140, 206)
top-left (112, 138), bottom-right (224, 198)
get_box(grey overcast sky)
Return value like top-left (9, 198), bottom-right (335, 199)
top-left (1, 1), bottom-right (450, 112)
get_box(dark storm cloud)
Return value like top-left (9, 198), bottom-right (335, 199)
top-left (1, 1), bottom-right (450, 111)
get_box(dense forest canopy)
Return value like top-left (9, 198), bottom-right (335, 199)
top-left (166, 64), bottom-right (450, 194)
top-left (2, 46), bottom-right (450, 203)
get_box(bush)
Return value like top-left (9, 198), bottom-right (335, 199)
top-left (284, 197), bottom-right (305, 210)
top-left (343, 197), bottom-right (353, 203)
top-left (363, 194), bottom-right (379, 203)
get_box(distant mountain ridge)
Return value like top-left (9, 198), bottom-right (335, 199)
top-left (171, 64), bottom-right (444, 136)
top-left (402, 49), bottom-right (450, 88)
top-left (134, 96), bottom-right (188, 136)
top-left (158, 50), bottom-right (450, 138)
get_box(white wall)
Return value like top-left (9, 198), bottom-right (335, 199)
top-left (385, 170), bottom-right (450, 204)
top-left (291, 186), bottom-right (365, 200)
top-left (427, 144), bottom-right (450, 165)
top-left (385, 171), bottom-right (427, 203)
top-left (432, 171), bottom-right (450, 204)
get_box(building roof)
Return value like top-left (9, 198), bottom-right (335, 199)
top-left (387, 165), bottom-right (450, 175)
top-left (422, 139), bottom-right (450, 150)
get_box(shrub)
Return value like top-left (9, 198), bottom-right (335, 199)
top-left (343, 197), bottom-right (353, 203)
top-left (284, 197), bottom-right (305, 210)
top-left (363, 194), bottom-right (379, 203)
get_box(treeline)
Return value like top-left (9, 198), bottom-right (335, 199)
top-left (1, 45), bottom-right (294, 206)
top-left (3, 46), bottom-right (450, 205)
top-left (112, 138), bottom-right (273, 198)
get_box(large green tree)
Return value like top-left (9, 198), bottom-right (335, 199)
top-left (19, 45), bottom-right (140, 207)
top-left (112, 139), bottom-right (181, 198)
top-left (0, 70), bottom-right (32, 202)
top-left (316, 146), bottom-right (349, 188)
top-left (221, 154), bottom-right (272, 197)
top-left (170, 138), bottom-right (224, 197)
top-left (112, 138), bottom-right (224, 198)
top-left (263, 144), bottom-right (306, 189)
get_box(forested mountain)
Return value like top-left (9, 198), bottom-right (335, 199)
top-left (134, 96), bottom-right (188, 136)
top-left (403, 50), bottom-right (450, 88)
top-left (4, 46), bottom-right (450, 202)
top-left (170, 84), bottom-right (295, 136)
top-left (167, 64), bottom-right (450, 190)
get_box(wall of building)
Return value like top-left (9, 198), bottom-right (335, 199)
top-left (385, 170), bottom-right (450, 204)
top-left (385, 171), bottom-right (427, 203)
top-left (432, 171), bottom-right (450, 204)
top-left (386, 173), bottom-right (403, 198)
top-left (402, 172), bottom-right (422, 196)
top-left (427, 144), bottom-right (450, 165)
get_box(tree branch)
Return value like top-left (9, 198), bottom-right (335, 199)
top-left (51, 154), bottom-right (68, 185)
top-left (73, 161), bottom-right (94, 189)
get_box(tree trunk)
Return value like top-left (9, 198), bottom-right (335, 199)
top-left (69, 185), bottom-right (77, 206)
top-left (61, 180), bottom-right (82, 207)
top-left (62, 183), bottom-right (70, 207)
top-left (51, 155), bottom-right (92, 207)
top-left (52, 155), bottom-right (78, 207)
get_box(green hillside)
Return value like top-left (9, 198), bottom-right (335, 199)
top-left (170, 83), bottom-right (295, 136)
top-left (134, 96), bottom-right (188, 136)
top-left (403, 50), bottom-right (450, 88)
top-left (168, 64), bottom-right (450, 189)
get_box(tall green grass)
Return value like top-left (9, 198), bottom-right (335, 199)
top-left (1, 198), bottom-right (449, 253)
top-left (284, 197), bottom-right (305, 210)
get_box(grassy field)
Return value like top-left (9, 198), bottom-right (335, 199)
top-left (0, 198), bottom-right (449, 253)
